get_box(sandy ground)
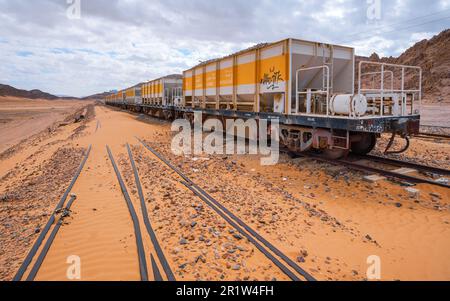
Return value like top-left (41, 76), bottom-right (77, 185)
top-left (0, 104), bottom-right (449, 281)
top-left (0, 96), bottom-right (90, 154)
top-left (139, 133), bottom-right (450, 281)
top-left (0, 106), bottom-right (290, 281)
top-left (372, 134), bottom-right (450, 170)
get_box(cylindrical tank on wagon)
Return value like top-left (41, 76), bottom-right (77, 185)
top-left (330, 94), bottom-right (367, 116)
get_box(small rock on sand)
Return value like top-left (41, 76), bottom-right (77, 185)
top-left (297, 256), bottom-right (305, 263)
top-left (233, 233), bottom-right (243, 240)
top-left (405, 187), bottom-right (420, 198)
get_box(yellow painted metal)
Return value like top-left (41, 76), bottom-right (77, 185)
top-left (126, 88), bottom-right (135, 98)
top-left (236, 61), bottom-right (256, 86)
top-left (151, 81), bottom-right (155, 101)
top-left (219, 66), bottom-right (233, 87)
top-left (259, 54), bottom-right (287, 86)
top-left (194, 67), bottom-right (204, 90)
top-left (182, 39), bottom-right (290, 112)
top-left (205, 65), bottom-right (216, 89)
top-left (184, 75), bottom-right (192, 92)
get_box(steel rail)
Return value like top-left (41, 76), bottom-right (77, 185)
top-left (106, 145), bottom-right (148, 281)
top-left (137, 137), bottom-right (316, 282)
top-left (13, 145), bottom-right (92, 281)
top-left (415, 133), bottom-right (450, 140)
top-left (150, 255), bottom-right (163, 282)
top-left (361, 154), bottom-right (450, 177)
top-left (340, 159), bottom-right (450, 188)
top-left (126, 143), bottom-right (175, 281)
top-left (26, 195), bottom-right (77, 281)
top-left (180, 181), bottom-right (301, 281)
top-left (303, 152), bottom-right (449, 189)
top-left (95, 120), bottom-right (102, 132)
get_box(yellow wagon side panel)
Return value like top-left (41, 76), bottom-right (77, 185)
top-left (184, 71), bottom-right (193, 97)
top-left (236, 61), bottom-right (256, 86)
top-left (219, 67), bottom-right (233, 88)
top-left (194, 68), bottom-right (204, 90)
top-left (259, 46), bottom-right (288, 94)
top-left (205, 69), bottom-right (216, 89)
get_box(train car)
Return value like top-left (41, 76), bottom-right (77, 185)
top-left (141, 75), bottom-right (183, 107)
top-left (139, 75), bottom-right (183, 119)
top-left (125, 87), bottom-right (142, 106)
top-left (181, 39), bottom-right (421, 158)
top-left (106, 38), bottom-right (422, 158)
top-left (116, 90), bottom-right (125, 105)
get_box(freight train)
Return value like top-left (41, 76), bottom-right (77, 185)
top-left (105, 38), bottom-right (422, 159)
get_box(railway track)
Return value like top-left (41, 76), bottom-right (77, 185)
top-left (13, 145), bottom-right (92, 281)
top-left (360, 155), bottom-right (450, 177)
top-left (14, 143), bottom-right (175, 281)
top-left (106, 146), bottom-right (149, 281)
top-left (95, 120), bottom-right (102, 132)
top-left (136, 137), bottom-right (316, 282)
top-left (415, 132), bottom-right (450, 141)
top-left (300, 152), bottom-right (449, 189)
top-left (125, 143), bottom-right (176, 281)
top-left (107, 145), bottom-right (176, 281)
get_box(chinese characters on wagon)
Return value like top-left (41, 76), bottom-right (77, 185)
top-left (260, 67), bottom-right (284, 91)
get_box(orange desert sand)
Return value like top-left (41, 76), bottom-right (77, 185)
top-left (0, 99), bottom-right (449, 281)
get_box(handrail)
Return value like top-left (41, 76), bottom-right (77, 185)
top-left (361, 71), bottom-right (394, 92)
top-left (361, 89), bottom-right (421, 93)
top-left (358, 61), bottom-right (422, 117)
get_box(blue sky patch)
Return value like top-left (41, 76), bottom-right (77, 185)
top-left (177, 48), bottom-right (192, 56)
top-left (50, 47), bottom-right (75, 54)
top-left (16, 51), bottom-right (33, 57)
top-left (77, 48), bottom-right (102, 55)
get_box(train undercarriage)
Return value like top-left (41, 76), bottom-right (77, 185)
top-left (111, 102), bottom-right (420, 159)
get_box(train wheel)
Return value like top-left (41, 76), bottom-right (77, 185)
top-left (351, 133), bottom-right (377, 155)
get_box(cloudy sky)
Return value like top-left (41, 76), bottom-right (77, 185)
top-left (0, 0), bottom-right (449, 97)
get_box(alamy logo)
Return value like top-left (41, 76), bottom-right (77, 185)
top-left (171, 112), bottom-right (280, 166)
top-left (66, 255), bottom-right (81, 280)
top-left (366, 255), bottom-right (381, 280)
top-left (66, 0), bottom-right (81, 20)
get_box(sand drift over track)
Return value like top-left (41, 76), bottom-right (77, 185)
top-left (13, 146), bottom-right (92, 281)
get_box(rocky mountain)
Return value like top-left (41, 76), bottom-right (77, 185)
top-left (356, 29), bottom-right (450, 103)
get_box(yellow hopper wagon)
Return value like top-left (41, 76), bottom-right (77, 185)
top-left (105, 38), bottom-right (422, 158)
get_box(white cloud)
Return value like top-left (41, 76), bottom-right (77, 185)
top-left (440, 0), bottom-right (450, 9)
top-left (0, 0), bottom-right (447, 97)
top-left (350, 36), bottom-right (396, 57)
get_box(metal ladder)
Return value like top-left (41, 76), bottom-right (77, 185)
top-left (322, 45), bottom-right (334, 94)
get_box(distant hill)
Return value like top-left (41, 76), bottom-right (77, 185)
top-left (82, 91), bottom-right (110, 100)
top-left (356, 29), bottom-right (450, 103)
top-left (0, 84), bottom-right (79, 100)
top-left (0, 84), bottom-right (59, 100)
